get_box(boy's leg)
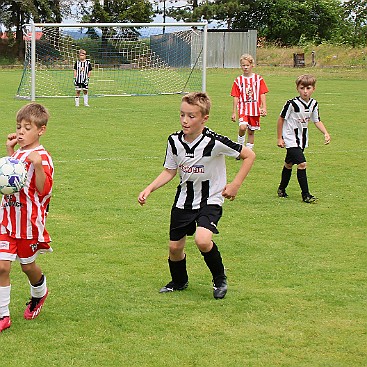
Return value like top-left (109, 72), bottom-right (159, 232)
top-left (238, 122), bottom-right (247, 146)
top-left (246, 129), bottom-right (255, 150)
top-left (0, 260), bottom-right (12, 332)
top-left (83, 90), bottom-right (89, 106)
top-left (21, 262), bottom-right (48, 320)
top-left (297, 165), bottom-right (317, 203)
top-left (278, 163), bottom-right (292, 197)
top-left (75, 90), bottom-right (80, 106)
top-left (160, 238), bottom-right (188, 292)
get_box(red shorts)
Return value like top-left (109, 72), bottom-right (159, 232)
top-left (0, 233), bottom-right (52, 264)
top-left (238, 115), bottom-right (261, 130)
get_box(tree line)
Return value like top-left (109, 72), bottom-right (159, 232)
top-left (0, 0), bottom-right (366, 59)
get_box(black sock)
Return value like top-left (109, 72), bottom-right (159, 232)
top-left (168, 257), bottom-right (188, 286)
top-left (201, 242), bottom-right (225, 283)
top-left (32, 274), bottom-right (45, 288)
top-left (297, 169), bottom-right (309, 196)
top-left (279, 166), bottom-right (292, 190)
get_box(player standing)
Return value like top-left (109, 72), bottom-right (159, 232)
top-left (0, 103), bottom-right (54, 332)
top-left (277, 74), bottom-right (331, 202)
top-left (138, 92), bottom-right (255, 299)
top-left (74, 49), bottom-right (92, 107)
top-left (231, 54), bottom-right (269, 150)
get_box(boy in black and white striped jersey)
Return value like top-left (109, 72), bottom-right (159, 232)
top-left (73, 49), bottom-right (92, 107)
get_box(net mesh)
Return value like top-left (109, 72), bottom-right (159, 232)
top-left (17, 24), bottom-right (205, 98)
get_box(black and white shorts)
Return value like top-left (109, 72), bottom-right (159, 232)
top-left (169, 205), bottom-right (223, 241)
top-left (75, 83), bottom-right (88, 91)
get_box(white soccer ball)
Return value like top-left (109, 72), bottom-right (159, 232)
top-left (0, 157), bottom-right (27, 195)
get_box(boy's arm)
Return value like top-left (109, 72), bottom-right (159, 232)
top-left (138, 168), bottom-right (177, 206)
top-left (231, 96), bottom-right (239, 122)
top-left (222, 147), bottom-right (255, 200)
top-left (314, 121), bottom-right (331, 144)
top-left (27, 151), bottom-right (51, 195)
top-left (277, 116), bottom-right (285, 148)
top-left (260, 93), bottom-right (267, 116)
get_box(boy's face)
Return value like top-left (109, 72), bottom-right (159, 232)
top-left (240, 59), bottom-right (253, 76)
top-left (180, 101), bottom-right (208, 141)
top-left (16, 119), bottom-right (46, 150)
top-left (79, 51), bottom-right (86, 60)
top-left (297, 84), bottom-right (315, 101)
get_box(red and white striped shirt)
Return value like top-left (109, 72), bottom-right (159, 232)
top-left (231, 73), bottom-right (269, 116)
top-left (0, 145), bottom-right (54, 242)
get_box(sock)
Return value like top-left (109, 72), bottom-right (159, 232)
top-left (83, 94), bottom-right (89, 105)
top-left (279, 166), bottom-right (292, 190)
top-left (75, 97), bottom-right (79, 106)
top-left (0, 285), bottom-right (11, 318)
top-left (201, 242), bottom-right (226, 283)
top-left (168, 257), bottom-right (188, 286)
top-left (30, 274), bottom-right (47, 299)
top-left (238, 135), bottom-right (245, 145)
top-left (297, 168), bottom-right (309, 196)
top-left (245, 142), bottom-right (254, 150)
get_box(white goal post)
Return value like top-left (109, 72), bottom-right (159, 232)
top-left (17, 22), bottom-right (208, 101)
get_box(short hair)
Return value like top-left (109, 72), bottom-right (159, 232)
top-left (296, 74), bottom-right (317, 87)
top-left (79, 49), bottom-right (87, 55)
top-left (181, 92), bottom-right (211, 116)
top-left (16, 103), bottom-right (49, 128)
top-left (240, 54), bottom-right (254, 65)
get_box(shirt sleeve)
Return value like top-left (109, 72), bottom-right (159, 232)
top-left (259, 78), bottom-right (269, 94)
top-left (163, 140), bottom-right (177, 170)
top-left (230, 80), bottom-right (240, 97)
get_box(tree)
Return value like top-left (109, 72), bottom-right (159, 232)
top-left (343, 0), bottom-right (367, 46)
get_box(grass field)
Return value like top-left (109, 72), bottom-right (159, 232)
top-left (1, 67), bottom-right (366, 366)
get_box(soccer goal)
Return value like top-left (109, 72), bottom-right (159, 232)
top-left (16, 22), bottom-right (208, 100)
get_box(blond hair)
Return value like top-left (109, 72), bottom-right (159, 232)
top-left (240, 54), bottom-right (254, 65)
top-left (296, 74), bottom-right (316, 87)
top-left (182, 92), bottom-right (211, 116)
top-left (16, 103), bottom-right (49, 127)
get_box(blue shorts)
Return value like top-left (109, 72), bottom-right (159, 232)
top-left (169, 205), bottom-right (223, 241)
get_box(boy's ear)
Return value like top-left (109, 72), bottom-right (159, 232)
top-left (38, 125), bottom-right (47, 136)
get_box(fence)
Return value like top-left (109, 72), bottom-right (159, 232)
top-left (206, 29), bottom-right (257, 68)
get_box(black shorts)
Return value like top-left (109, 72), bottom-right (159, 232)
top-left (170, 205), bottom-right (223, 241)
top-left (285, 147), bottom-right (306, 165)
top-left (75, 83), bottom-right (88, 90)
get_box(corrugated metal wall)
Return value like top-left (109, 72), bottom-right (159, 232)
top-left (206, 30), bottom-right (257, 68)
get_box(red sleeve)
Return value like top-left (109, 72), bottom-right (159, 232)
top-left (231, 81), bottom-right (240, 97)
top-left (259, 78), bottom-right (269, 95)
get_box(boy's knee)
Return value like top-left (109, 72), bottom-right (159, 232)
top-left (239, 124), bottom-right (247, 133)
top-left (0, 261), bottom-right (11, 276)
top-left (298, 162), bottom-right (307, 170)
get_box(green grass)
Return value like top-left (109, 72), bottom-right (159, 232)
top-left (1, 68), bottom-right (366, 366)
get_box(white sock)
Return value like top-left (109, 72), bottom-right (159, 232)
top-left (30, 275), bottom-right (47, 298)
top-left (84, 94), bottom-right (89, 106)
top-left (75, 97), bottom-right (79, 106)
top-left (238, 135), bottom-right (245, 145)
top-left (0, 285), bottom-right (11, 317)
top-left (246, 143), bottom-right (254, 150)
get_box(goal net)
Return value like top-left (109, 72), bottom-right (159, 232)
top-left (17, 22), bottom-right (207, 100)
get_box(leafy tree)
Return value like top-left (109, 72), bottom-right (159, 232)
top-left (342, 0), bottom-right (367, 46)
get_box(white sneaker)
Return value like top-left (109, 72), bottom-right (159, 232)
top-left (84, 104), bottom-right (90, 107)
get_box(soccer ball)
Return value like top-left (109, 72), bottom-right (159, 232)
top-left (0, 157), bottom-right (27, 195)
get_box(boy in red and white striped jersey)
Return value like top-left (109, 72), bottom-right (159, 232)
top-left (0, 103), bottom-right (54, 332)
top-left (231, 54), bottom-right (269, 150)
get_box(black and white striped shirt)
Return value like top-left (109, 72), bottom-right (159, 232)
top-left (280, 96), bottom-right (320, 149)
top-left (164, 127), bottom-right (242, 210)
top-left (73, 60), bottom-right (92, 84)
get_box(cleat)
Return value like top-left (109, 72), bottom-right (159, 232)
top-left (213, 277), bottom-right (227, 299)
top-left (302, 194), bottom-right (318, 203)
top-left (277, 188), bottom-right (289, 198)
top-left (159, 281), bottom-right (188, 293)
top-left (24, 289), bottom-right (49, 320)
top-left (0, 316), bottom-right (11, 332)
top-left (84, 104), bottom-right (90, 107)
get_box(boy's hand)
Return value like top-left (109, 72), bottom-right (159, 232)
top-left (73, 78), bottom-right (77, 86)
top-left (231, 113), bottom-right (237, 122)
top-left (324, 133), bottom-right (331, 145)
top-left (277, 138), bottom-right (285, 148)
top-left (138, 190), bottom-right (150, 206)
top-left (260, 108), bottom-right (267, 116)
top-left (222, 183), bottom-right (239, 201)
top-left (6, 133), bottom-right (18, 149)
top-left (27, 151), bottom-right (42, 166)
